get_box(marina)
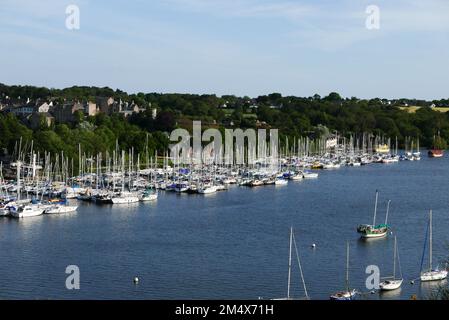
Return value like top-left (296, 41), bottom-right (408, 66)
top-left (1, 146), bottom-right (448, 299)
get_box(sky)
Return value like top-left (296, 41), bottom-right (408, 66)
top-left (1, 0), bottom-right (448, 99)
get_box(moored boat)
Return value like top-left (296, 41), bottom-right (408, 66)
top-left (357, 192), bottom-right (390, 239)
top-left (198, 185), bottom-right (218, 194)
top-left (10, 204), bottom-right (45, 218)
top-left (139, 189), bottom-right (158, 201)
top-left (111, 191), bottom-right (139, 204)
top-left (428, 149), bottom-right (444, 158)
top-left (45, 204), bottom-right (78, 214)
top-left (330, 241), bottom-right (357, 300)
top-left (275, 178), bottom-right (288, 185)
top-left (379, 236), bottom-right (403, 291)
top-left (420, 210), bottom-right (448, 282)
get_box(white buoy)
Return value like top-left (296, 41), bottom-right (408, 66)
top-left (410, 280), bottom-right (414, 285)
top-left (133, 277), bottom-right (139, 284)
top-left (311, 243), bottom-right (316, 248)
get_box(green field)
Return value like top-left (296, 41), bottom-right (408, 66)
top-left (400, 106), bottom-right (449, 113)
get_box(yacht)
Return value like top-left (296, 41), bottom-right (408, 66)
top-left (420, 210), bottom-right (448, 282)
top-left (357, 191), bottom-right (390, 239)
top-left (111, 191), bottom-right (139, 204)
top-left (45, 204), bottom-right (78, 214)
top-left (289, 173), bottom-right (303, 181)
top-left (330, 241), bottom-right (357, 300)
top-left (250, 179), bottom-right (264, 186)
top-left (0, 205), bottom-right (10, 216)
top-left (139, 189), bottom-right (158, 201)
top-left (198, 185), bottom-right (218, 194)
top-left (174, 183), bottom-right (189, 193)
top-left (379, 236), bottom-right (403, 291)
top-left (302, 171), bottom-right (318, 179)
top-left (275, 178), bottom-right (288, 185)
top-left (10, 205), bottom-right (45, 218)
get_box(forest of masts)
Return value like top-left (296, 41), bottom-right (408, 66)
top-left (2, 133), bottom-right (420, 183)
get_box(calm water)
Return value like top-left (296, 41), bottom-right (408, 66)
top-left (1, 153), bottom-right (449, 300)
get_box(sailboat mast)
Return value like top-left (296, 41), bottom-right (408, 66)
top-left (373, 190), bottom-right (379, 226)
top-left (287, 227), bottom-right (293, 299)
top-left (393, 236), bottom-right (397, 279)
top-left (346, 241), bottom-right (350, 292)
top-left (429, 210), bottom-right (432, 271)
top-left (385, 200), bottom-right (391, 225)
top-left (292, 231), bottom-right (309, 299)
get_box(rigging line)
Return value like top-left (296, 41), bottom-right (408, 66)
top-left (396, 238), bottom-right (403, 279)
top-left (292, 232), bottom-right (309, 299)
top-left (419, 217), bottom-right (430, 274)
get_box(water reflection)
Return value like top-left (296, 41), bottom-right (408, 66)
top-left (419, 279), bottom-right (448, 299)
top-left (379, 288), bottom-right (402, 300)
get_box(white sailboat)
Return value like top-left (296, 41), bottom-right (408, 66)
top-left (10, 204), bottom-right (45, 218)
top-left (289, 173), bottom-right (303, 181)
top-left (0, 206), bottom-right (9, 217)
top-left (330, 241), bottom-right (357, 300)
top-left (302, 171), bottom-right (318, 179)
top-left (274, 177), bottom-right (288, 185)
top-left (111, 191), bottom-right (139, 204)
top-left (273, 227), bottom-right (309, 300)
top-left (139, 189), bottom-right (158, 201)
top-left (45, 204), bottom-right (78, 214)
top-left (111, 153), bottom-right (140, 204)
top-left (379, 236), bottom-right (403, 291)
top-left (420, 210), bottom-right (448, 282)
top-left (198, 185), bottom-right (218, 194)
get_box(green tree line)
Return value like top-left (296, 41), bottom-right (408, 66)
top-left (1, 84), bottom-right (449, 154)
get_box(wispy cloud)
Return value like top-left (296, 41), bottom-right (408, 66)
top-left (164, 0), bottom-right (315, 20)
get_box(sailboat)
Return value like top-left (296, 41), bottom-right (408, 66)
top-left (420, 210), bottom-right (448, 282)
top-left (9, 204), bottom-right (45, 218)
top-left (357, 191), bottom-right (390, 238)
top-left (111, 191), bottom-right (139, 204)
top-left (379, 236), bottom-right (403, 291)
top-left (139, 188), bottom-right (158, 201)
top-left (274, 177), bottom-right (288, 185)
top-left (273, 227), bottom-right (309, 300)
top-left (330, 241), bottom-right (357, 300)
top-left (45, 204), bottom-right (78, 214)
top-left (198, 185), bottom-right (218, 194)
top-left (428, 133), bottom-right (444, 158)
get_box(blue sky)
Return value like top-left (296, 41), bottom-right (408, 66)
top-left (1, 0), bottom-right (448, 99)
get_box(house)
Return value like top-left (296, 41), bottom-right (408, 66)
top-left (110, 99), bottom-right (144, 117)
top-left (85, 101), bottom-right (98, 116)
top-left (9, 104), bottom-right (35, 117)
top-left (54, 102), bottom-right (84, 123)
top-left (30, 112), bottom-right (54, 129)
top-left (36, 102), bottom-right (51, 113)
top-left (97, 97), bottom-right (115, 114)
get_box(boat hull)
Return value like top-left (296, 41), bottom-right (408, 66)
top-left (10, 206), bottom-right (45, 218)
top-left (198, 187), bottom-right (217, 194)
top-left (139, 194), bottom-right (158, 201)
top-left (420, 270), bottom-right (448, 282)
top-left (379, 279), bottom-right (403, 291)
top-left (360, 231), bottom-right (388, 239)
top-left (45, 205), bottom-right (78, 214)
top-left (428, 150), bottom-right (444, 158)
top-left (111, 197), bottom-right (139, 204)
top-left (330, 290), bottom-right (357, 300)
